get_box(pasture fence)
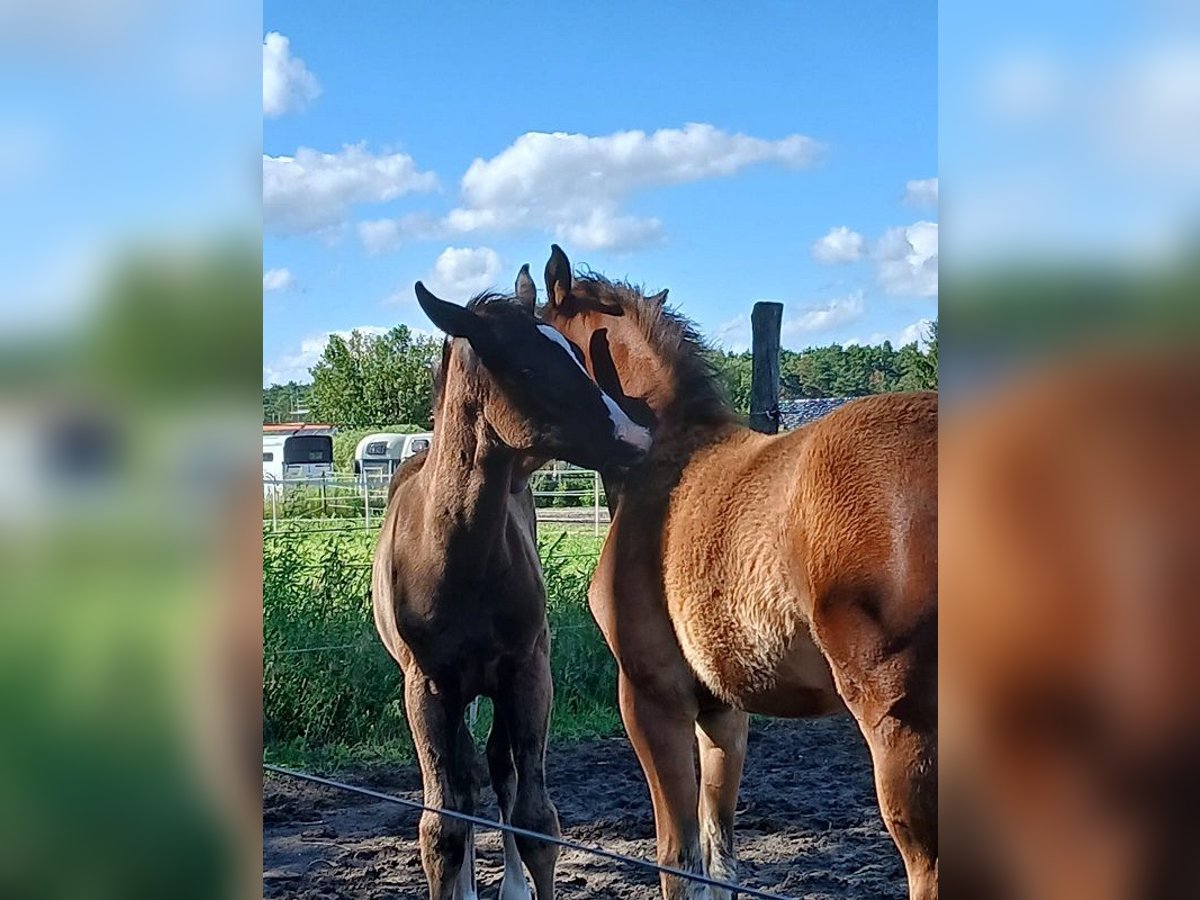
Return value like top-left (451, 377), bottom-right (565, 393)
top-left (263, 519), bottom-right (614, 763)
top-left (262, 468), bottom-right (642, 879)
top-left (263, 469), bottom-right (608, 534)
top-left (265, 763), bottom-right (800, 900)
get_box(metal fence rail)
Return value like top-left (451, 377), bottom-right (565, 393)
top-left (263, 469), bottom-right (609, 534)
top-left (265, 763), bottom-right (798, 900)
top-left (264, 471), bottom-right (667, 895)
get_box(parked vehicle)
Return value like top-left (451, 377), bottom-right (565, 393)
top-left (352, 432), bottom-right (431, 484)
top-left (263, 424), bottom-right (335, 492)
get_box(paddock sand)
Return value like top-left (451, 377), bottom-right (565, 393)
top-left (263, 717), bottom-right (905, 899)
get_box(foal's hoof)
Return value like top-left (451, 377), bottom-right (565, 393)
top-left (498, 875), bottom-right (533, 900)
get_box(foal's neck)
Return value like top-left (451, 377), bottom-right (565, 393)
top-left (424, 380), bottom-right (516, 551)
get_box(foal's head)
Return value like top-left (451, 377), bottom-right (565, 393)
top-left (537, 244), bottom-right (735, 431)
top-left (415, 276), bottom-right (651, 472)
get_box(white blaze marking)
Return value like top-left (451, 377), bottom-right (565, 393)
top-left (602, 393), bottom-right (653, 452)
top-left (536, 324), bottom-right (652, 452)
top-left (537, 324), bottom-right (589, 374)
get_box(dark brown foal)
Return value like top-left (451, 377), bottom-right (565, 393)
top-left (372, 273), bottom-right (651, 900)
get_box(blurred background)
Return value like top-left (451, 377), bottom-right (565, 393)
top-left (0, 1), bottom-right (260, 899)
top-left (940, 2), bottom-right (1200, 898)
top-left (941, 0), bottom-right (1200, 379)
top-left (2, 0), bottom-right (1199, 898)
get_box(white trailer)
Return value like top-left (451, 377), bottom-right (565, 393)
top-left (262, 426), bottom-right (335, 492)
top-left (353, 432), bottom-right (432, 484)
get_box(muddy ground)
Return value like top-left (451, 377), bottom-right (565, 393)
top-left (263, 717), bottom-right (904, 899)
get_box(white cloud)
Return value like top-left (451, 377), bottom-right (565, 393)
top-left (874, 221), bottom-right (938, 297)
top-left (715, 292), bottom-right (865, 351)
top-left (263, 32), bottom-right (320, 117)
top-left (903, 177), bottom-right (939, 209)
top-left (846, 317), bottom-right (934, 350)
top-left (357, 212), bottom-right (446, 255)
top-left (811, 226), bottom-right (865, 264)
top-left (0, 239), bottom-right (108, 332)
top-left (262, 268), bottom-right (294, 293)
top-left (896, 317), bottom-right (934, 348)
top-left (422, 247), bottom-right (504, 299)
top-left (446, 123), bottom-right (822, 251)
top-left (357, 219), bottom-right (404, 256)
top-left (263, 325), bottom-right (392, 386)
top-left (783, 291), bottom-right (866, 336)
top-left (263, 143), bottom-right (438, 236)
top-left (954, 45), bottom-right (1200, 261)
top-left (977, 46), bottom-right (1200, 181)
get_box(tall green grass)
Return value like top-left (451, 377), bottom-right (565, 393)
top-left (263, 526), bottom-right (618, 772)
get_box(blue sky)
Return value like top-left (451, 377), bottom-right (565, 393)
top-left (0, 0), bottom-right (258, 335)
top-left (263, 1), bottom-right (937, 386)
top-left (940, 0), bottom-right (1200, 266)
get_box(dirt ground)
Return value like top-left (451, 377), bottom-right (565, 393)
top-left (263, 717), bottom-right (905, 899)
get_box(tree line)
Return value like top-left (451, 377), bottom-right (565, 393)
top-left (263, 325), bottom-right (440, 427)
top-left (263, 321), bottom-right (937, 425)
top-left (706, 321), bottom-right (937, 413)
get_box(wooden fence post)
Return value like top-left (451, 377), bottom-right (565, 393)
top-left (750, 301), bottom-right (783, 434)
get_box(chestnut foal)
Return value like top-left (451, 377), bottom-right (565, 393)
top-left (540, 245), bottom-right (937, 900)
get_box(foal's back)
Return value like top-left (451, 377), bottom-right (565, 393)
top-left (660, 391), bottom-right (938, 712)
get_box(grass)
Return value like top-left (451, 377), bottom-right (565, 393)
top-left (263, 524), bottom-right (619, 772)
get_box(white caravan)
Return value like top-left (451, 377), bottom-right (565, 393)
top-left (262, 426), bottom-right (335, 492)
top-left (353, 432), bottom-right (432, 483)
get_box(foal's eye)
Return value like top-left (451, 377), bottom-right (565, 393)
top-left (517, 366), bottom-right (535, 378)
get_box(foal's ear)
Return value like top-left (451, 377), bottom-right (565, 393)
top-left (416, 282), bottom-right (501, 360)
top-left (544, 244), bottom-right (572, 308)
top-left (415, 282), bottom-right (482, 340)
top-left (648, 288), bottom-right (669, 304)
top-left (514, 263), bottom-right (536, 310)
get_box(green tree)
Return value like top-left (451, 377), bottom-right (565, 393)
top-left (922, 319), bottom-right (938, 387)
top-left (896, 320), bottom-right (937, 391)
top-left (262, 382), bottom-right (310, 423)
top-left (704, 349), bottom-right (753, 413)
top-left (307, 326), bottom-right (441, 427)
top-left (775, 332), bottom-right (937, 398)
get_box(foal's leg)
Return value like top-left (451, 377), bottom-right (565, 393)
top-left (695, 706), bottom-right (749, 899)
top-left (404, 670), bottom-right (479, 900)
top-left (864, 720), bottom-right (937, 900)
top-left (619, 671), bottom-right (707, 900)
top-left (486, 712), bottom-right (532, 900)
top-left (494, 637), bottom-right (560, 900)
top-left (813, 598), bottom-right (938, 900)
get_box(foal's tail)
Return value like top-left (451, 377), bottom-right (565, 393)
top-left (370, 509), bottom-right (406, 668)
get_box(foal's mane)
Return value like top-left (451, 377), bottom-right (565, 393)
top-left (431, 291), bottom-right (517, 414)
top-left (569, 272), bottom-right (738, 426)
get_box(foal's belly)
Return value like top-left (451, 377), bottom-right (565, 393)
top-left (388, 587), bottom-right (544, 690)
top-left (668, 581), bottom-right (842, 717)
top-left (738, 640), bottom-right (846, 718)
